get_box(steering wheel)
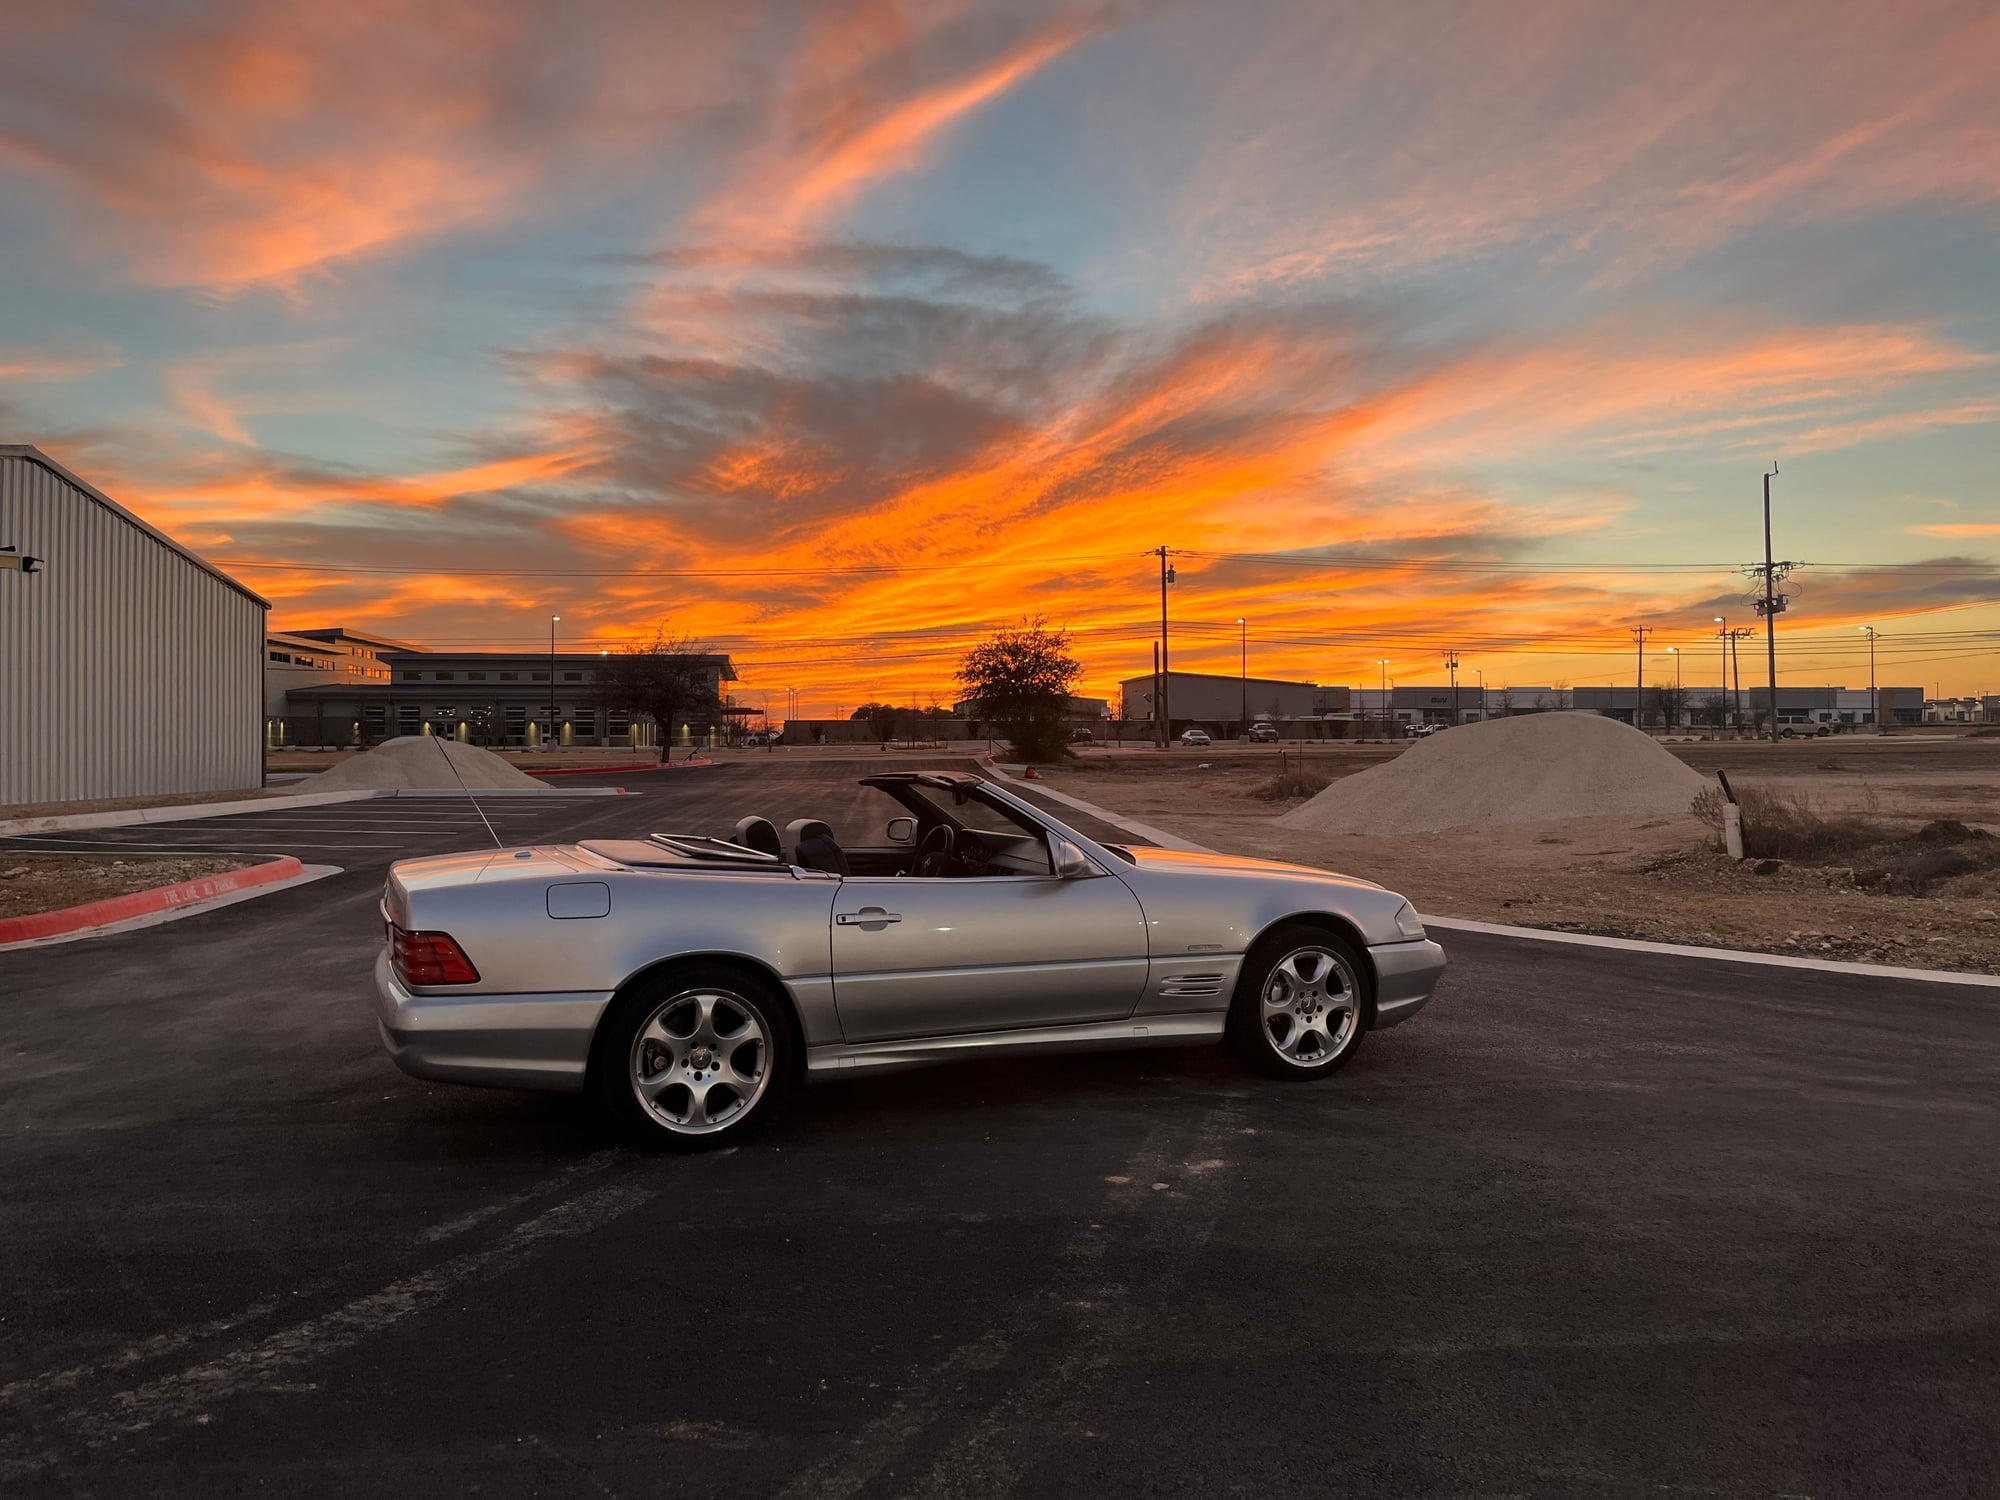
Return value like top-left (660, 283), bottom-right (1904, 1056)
top-left (914, 823), bottom-right (955, 877)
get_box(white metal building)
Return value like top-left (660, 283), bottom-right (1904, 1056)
top-left (1, 445), bottom-right (268, 806)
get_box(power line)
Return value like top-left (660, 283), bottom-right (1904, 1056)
top-left (211, 550), bottom-right (1999, 580)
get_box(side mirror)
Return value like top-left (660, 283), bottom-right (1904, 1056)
top-left (886, 816), bottom-right (917, 844)
top-left (1052, 838), bottom-right (1095, 879)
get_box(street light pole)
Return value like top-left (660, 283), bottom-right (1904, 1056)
top-left (1667, 646), bottom-right (1680, 731)
top-left (1859, 626), bottom-right (1880, 733)
top-left (548, 614), bottom-right (560, 750)
top-left (1630, 627), bottom-right (1652, 731)
top-left (1238, 616), bottom-right (1247, 735)
top-left (1378, 659), bottom-right (1390, 739)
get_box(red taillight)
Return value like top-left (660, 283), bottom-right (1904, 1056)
top-left (390, 925), bottom-right (480, 986)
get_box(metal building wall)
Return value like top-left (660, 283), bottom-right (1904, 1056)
top-left (1, 451), bottom-right (267, 805)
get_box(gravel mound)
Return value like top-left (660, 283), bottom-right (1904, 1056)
top-left (1279, 712), bottom-right (1710, 835)
top-left (307, 736), bottom-right (551, 793)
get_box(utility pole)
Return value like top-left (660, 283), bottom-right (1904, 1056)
top-left (1859, 626), bottom-right (1880, 734)
top-left (1156, 546), bottom-right (1175, 747)
top-left (1730, 628), bottom-right (1750, 733)
top-left (1442, 650), bottom-right (1460, 727)
top-left (1152, 640), bottom-right (1163, 748)
top-left (1751, 463), bottom-right (1793, 741)
top-left (1378, 659), bottom-right (1390, 738)
top-left (1630, 626), bottom-right (1652, 731)
top-left (1667, 646), bottom-right (1681, 731)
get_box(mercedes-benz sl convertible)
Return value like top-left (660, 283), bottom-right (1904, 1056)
top-left (375, 772), bottom-right (1446, 1149)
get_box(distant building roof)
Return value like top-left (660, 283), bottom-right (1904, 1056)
top-left (281, 625), bottom-right (426, 653)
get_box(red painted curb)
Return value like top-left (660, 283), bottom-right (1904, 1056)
top-left (0, 856), bottom-right (307, 944)
top-left (526, 763), bottom-right (660, 777)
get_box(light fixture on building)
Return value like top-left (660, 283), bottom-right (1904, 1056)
top-left (0, 544), bottom-right (43, 573)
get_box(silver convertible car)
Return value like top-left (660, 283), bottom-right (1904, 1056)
top-left (375, 772), bottom-right (1445, 1149)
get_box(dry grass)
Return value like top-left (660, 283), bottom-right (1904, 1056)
top-left (1251, 764), bottom-right (1333, 802)
top-left (1690, 784), bottom-right (1890, 860)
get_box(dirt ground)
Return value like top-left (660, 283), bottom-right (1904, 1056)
top-left (0, 854), bottom-right (260, 920)
top-left (1044, 736), bottom-right (2000, 973)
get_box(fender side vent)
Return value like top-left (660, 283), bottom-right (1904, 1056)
top-left (1158, 972), bottom-right (1226, 998)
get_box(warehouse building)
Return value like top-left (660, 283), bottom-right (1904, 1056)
top-left (1118, 671), bottom-right (1350, 733)
top-left (1, 445), bottom-right (267, 806)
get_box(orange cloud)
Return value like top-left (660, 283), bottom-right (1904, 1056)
top-left (1163, 3), bottom-right (2000, 293)
top-left (0, 2), bottom-right (757, 291)
top-left (0, 340), bottom-right (122, 382)
top-left (1908, 522), bottom-right (2000, 538)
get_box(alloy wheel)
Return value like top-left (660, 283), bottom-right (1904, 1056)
top-left (629, 990), bottom-right (771, 1134)
top-left (1260, 946), bottom-right (1359, 1066)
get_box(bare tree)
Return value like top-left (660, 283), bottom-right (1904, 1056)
top-left (1652, 681), bottom-right (1687, 732)
top-left (592, 627), bottom-right (724, 763)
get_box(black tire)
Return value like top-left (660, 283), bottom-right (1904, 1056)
top-left (1227, 922), bottom-right (1372, 1081)
top-left (590, 963), bottom-right (794, 1151)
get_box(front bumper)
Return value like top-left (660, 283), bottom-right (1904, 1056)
top-left (1367, 938), bottom-right (1446, 1028)
top-left (374, 948), bottom-right (613, 1093)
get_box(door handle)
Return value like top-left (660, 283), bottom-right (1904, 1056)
top-left (836, 908), bottom-right (902, 925)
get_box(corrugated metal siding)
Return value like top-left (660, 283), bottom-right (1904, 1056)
top-left (1, 454), bottom-right (267, 804)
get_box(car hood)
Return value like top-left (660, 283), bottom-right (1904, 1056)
top-left (1113, 843), bottom-right (1383, 891)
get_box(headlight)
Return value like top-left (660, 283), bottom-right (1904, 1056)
top-left (1393, 900), bottom-right (1426, 940)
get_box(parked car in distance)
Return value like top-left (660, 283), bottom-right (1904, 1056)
top-left (1069, 727), bottom-right (1095, 743)
top-left (1778, 723), bottom-right (1833, 738)
top-left (374, 772), bottom-right (1446, 1150)
top-left (1248, 724), bottom-right (1280, 743)
top-left (1179, 728), bottom-right (1213, 746)
top-left (1404, 723), bottom-right (1442, 738)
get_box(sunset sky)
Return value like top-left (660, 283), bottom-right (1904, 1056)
top-left (3, 0), bottom-right (1997, 714)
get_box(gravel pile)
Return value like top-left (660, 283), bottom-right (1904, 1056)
top-left (1279, 712), bottom-right (1711, 835)
top-left (306, 736), bottom-right (551, 793)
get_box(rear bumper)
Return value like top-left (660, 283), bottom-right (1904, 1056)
top-left (373, 948), bottom-right (612, 1093)
top-left (1367, 938), bottom-right (1447, 1029)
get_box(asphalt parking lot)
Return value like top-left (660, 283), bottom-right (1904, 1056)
top-left (2, 758), bottom-right (1996, 1495)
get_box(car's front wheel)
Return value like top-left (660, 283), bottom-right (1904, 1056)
top-left (1228, 924), bottom-right (1370, 1080)
top-left (591, 964), bottom-right (793, 1150)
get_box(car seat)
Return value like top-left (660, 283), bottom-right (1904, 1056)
top-left (731, 815), bottom-right (784, 859)
top-left (784, 818), bottom-right (849, 875)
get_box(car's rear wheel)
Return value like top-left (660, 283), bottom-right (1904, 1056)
top-left (591, 964), bottom-right (793, 1150)
top-left (1228, 923), bottom-right (1370, 1080)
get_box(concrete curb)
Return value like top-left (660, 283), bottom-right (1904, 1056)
top-left (0, 785), bottom-right (628, 838)
top-left (1421, 916), bottom-right (2000, 989)
top-left (0, 863), bottom-right (342, 952)
top-left (0, 855), bottom-right (306, 944)
top-left (0, 790), bottom-right (380, 838)
top-left (528, 763), bottom-right (659, 777)
top-left (987, 767), bottom-right (2000, 990)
